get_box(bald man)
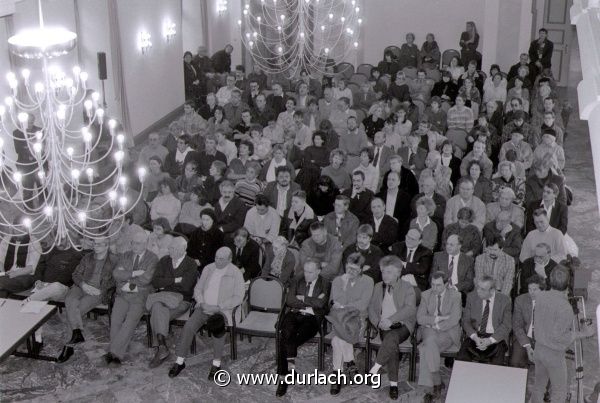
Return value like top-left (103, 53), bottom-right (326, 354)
top-left (168, 247), bottom-right (244, 380)
top-left (148, 237), bottom-right (198, 368)
top-left (105, 230), bottom-right (158, 366)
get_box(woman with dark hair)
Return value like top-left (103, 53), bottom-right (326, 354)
top-left (183, 51), bottom-right (200, 103)
top-left (206, 106), bottom-right (232, 136)
top-left (460, 160), bottom-right (494, 204)
top-left (147, 217), bottom-right (175, 259)
top-left (459, 21), bottom-right (481, 68)
top-left (322, 149), bottom-right (351, 192)
top-left (307, 175), bottom-right (339, 218)
top-left (150, 177), bottom-right (182, 228)
top-left (175, 186), bottom-right (213, 236)
top-left (175, 160), bottom-right (202, 201)
top-left (186, 209), bottom-right (224, 272)
top-left (296, 131), bottom-right (330, 192)
top-left (143, 156), bottom-right (170, 202)
top-left (398, 33), bottom-right (419, 69)
top-left (420, 33), bottom-right (441, 70)
top-left (441, 207), bottom-right (482, 257)
top-left (377, 50), bottom-right (400, 77)
top-left (164, 134), bottom-right (194, 178)
top-left (318, 119), bottom-right (340, 151)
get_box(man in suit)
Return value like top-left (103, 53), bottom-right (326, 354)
top-left (371, 131), bottom-right (394, 185)
top-left (276, 260), bottom-right (329, 397)
top-left (377, 171), bottom-right (413, 239)
top-left (431, 234), bottom-right (475, 304)
top-left (398, 134), bottom-right (427, 179)
top-left (518, 242), bottom-right (557, 295)
top-left (510, 274), bottom-right (545, 368)
top-left (418, 271), bottom-right (462, 402)
top-left (299, 222), bottom-right (343, 282)
top-left (390, 229), bottom-right (433, 292)
top-left (214, 180), bottom-right (248, 238)
top-left (368, 255), bottom-right (417, 400)
top-left (456, 275), bottom-right (512, 365)
top-left (225, 227), bottom-right (261, 281)
top-left (251, 94), bottom-right (274, 127)
top-left (323, 195), bottom-right (360, 249)
top-left (266, 82), bottom-right (288, 115)
top-left (380, 155), bottom-right (420, 199)
top-left (525, 183), bottom-right (568, 235)
top-left (342, 171), bottom-right (374, 224)
top-left (105, 230), bottom-right (159, 366)
top-left (367, 197), bottom-right (399, 251)
top-left (263, 166), bottom-right (300, 217)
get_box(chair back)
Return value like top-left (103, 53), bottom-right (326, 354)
top-left (383, 46), bottom-right (401, 62)
top-left (248, 276), bottom-right (285, 313)
top-left (441, 49), bottom-right (461, 69)
top-left (335, 62), bottom-right (355, 80)
top-left (357, 63), bottom-right (374, 77)
top-left (350, 73), bottom-right (368, 86)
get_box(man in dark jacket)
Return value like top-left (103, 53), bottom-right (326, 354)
top-left (211, 44), bottom-right (233, 74)
top-left (148, 237), bottom-right (198, 368)
top-left (276, 260), bottom-right (329, 397)
top-left (226, 228), bottom-right (261, 282)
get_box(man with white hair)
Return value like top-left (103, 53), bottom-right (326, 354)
top-left (105, 230), bottom-right (158, 366)
top-left (168, 247), bottom-right (244, 380)
top-left (147, 237), bottom-right (198, 368)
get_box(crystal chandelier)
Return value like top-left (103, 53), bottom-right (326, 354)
top-left (238, 0), bottom-right (363, 78)
top-left (0, 0), bottom-right (146, 251)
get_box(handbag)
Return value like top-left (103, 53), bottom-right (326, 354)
top-left (145, 291), bottom-right (184, 311)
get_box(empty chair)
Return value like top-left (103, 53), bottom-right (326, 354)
top-left (350, 73), bottom-right (368, 86)
top-left (357, 63), bottom-right (374, 77)
top-left (335, 62), bottom-right (355, 80)
top-left (231, 276), bottom-right (286, 360)
top-left (441, 49), bottom-right (461, 69)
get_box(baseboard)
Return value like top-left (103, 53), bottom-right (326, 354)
top-left (134, 104), bottom-right (184, 146)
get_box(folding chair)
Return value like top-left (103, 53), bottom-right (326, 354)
top-left (350, 73), bottom-right (368, 86)
top-left (357, 63), bottom-right (374, 77)
top-left (441, 49), bottom-right (461, 69)
top-left (366, 322), bottom-right (417, 381)
top-left (335, 62), bottom-right (355, 81)
top-left (231, 276), bottom-right (286, 360)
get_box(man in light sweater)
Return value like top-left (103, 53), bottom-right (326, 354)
top-left (168, 247), bottom-right (244, 380)
top-left (520, 208), bottom-right (566, 263)
top-left (444, 178), bottom-right (486, 231)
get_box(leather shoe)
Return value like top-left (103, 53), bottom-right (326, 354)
top-left (32, 340), bottom-right (43, 355)
top-left (68, 329), bottom-right (85, 345)
top-left (168, 362), bottom-right (185, 378)
top-left (149, 346), bottom-right (171, 369)
top-left (102, 352), bottom-right (115, 364)
top-left (389, 385), bottom-right (399, 400)
top-left (57, 346), bottom-right (74, 363)
top-left (208, 365), bottom-right (220, 381)
top-left (345, 360), bottom-right (358, 378)
top-left (108, 356), bottom-right (122, 368)
top-left (275, 381), bottom-right (288, 397)
top-left (330, 382), bottom-right (341, 395)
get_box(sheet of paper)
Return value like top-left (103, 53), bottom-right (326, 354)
top-left (20, 300), bottom-right (48, 314)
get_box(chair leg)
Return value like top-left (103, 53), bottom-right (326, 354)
top-left (230, 330), bottom-right (236, 360)
top-left (191, 334), bottom-right (196, 355)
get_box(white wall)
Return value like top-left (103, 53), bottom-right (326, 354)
top-left (182, 0), bottom-right (204, 54)
top-left (360, 0), bottom-right (485, 66)
top-left (116, 0), bottom-right (184, 135)
top-left (206, 0), bottom-right (242, 67)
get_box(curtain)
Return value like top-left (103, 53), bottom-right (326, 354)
top-left (107, 0), bottom-right (133, 146)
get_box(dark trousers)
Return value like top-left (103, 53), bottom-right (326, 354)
top-left (509, 335), bottom-right (532, 368)
top-left (457, 336), bottom-right (507, 365)
top-left (0, 275), bottom-right (35, 298)
top-left (277, 311), bottom-right (320, 375)
top-left (376, 325), bottom-right (411, 382)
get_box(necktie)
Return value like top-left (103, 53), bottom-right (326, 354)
top-left (236, 247), bottom-right (242, 261)
top-left (479, 299), bottom-right (490, 334)
top-left (133, 254), bottom-right (140, 271)
top-left (448, 256), bottom-right (454, 283)
top-left (530, 301), bottom-right (536, 341)
top-left (408, 149), bottom-right (415, 166)
top-left (372, 147), bottom-right (380, 167)
top-left (407, 249), bottom-right (414, 263)
top-left (436, 294), bottom-right (442, 316)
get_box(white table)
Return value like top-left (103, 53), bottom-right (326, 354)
top-left (445, 361), bottom-right (528, 403)
top-left (0, 298), bottom-right (57, 362)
